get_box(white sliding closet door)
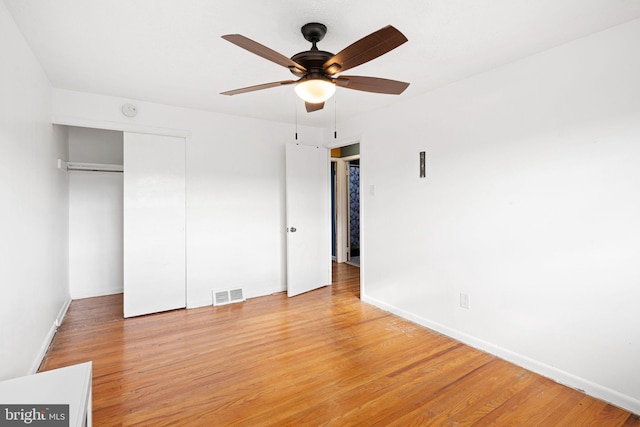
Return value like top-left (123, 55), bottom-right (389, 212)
top-left (123, 132), bottom-right (186, 317)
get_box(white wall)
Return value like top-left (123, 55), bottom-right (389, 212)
top-left (52, 89), bottom-right (324, 308)
top-left (69, 171), bottom-right (123, 299)
top-left (0, 3), bottom-right (70, 379)
top-left (339, 18), bottom-right (640, 413)
top-left (68, 126), bottom-right (123, 164)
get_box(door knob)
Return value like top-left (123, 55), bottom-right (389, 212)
top-left (289, 227), bottom-right (297, 232)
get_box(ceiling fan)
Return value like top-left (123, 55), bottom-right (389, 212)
top-left (220, 23), bottom-right (410, 112)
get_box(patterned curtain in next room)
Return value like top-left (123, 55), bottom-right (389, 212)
top-left (349, 164), bottom-right (360, 253)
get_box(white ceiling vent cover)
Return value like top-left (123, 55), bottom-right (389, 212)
top-left (213, 288), bottom-right (245, 306)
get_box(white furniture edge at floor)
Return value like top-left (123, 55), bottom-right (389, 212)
top-left (0, 361), bottom-right (92, 426)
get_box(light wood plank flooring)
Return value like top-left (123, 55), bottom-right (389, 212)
top-left (41, 263), bottom-right (639, 426)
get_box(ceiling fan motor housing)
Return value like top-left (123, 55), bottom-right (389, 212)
top-left (290, 50), bottom-right (334, 77)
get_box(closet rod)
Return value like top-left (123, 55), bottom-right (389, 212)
top-left (66, 162), bottom-right (123, 173)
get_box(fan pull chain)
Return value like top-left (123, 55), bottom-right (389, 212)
top-left (295, 98), bottom-right (298, 141)
top-left (334, 93), bottom-right (338, 139)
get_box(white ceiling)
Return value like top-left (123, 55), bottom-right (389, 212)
top-left (5, 0), bottom-right (640, 128)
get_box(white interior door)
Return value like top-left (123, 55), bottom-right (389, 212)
top-left (123, 132), bottom-right (186, 317)
top-left (286, 144), bottom-right (331, 297)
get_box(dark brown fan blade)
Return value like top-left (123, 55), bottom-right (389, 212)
top-left (323, 26), bottom-right (407, 75)
top-left (222, 34), bottom-right (306, 74)
top-left (305, 102), bottom-right (325, 113)
top-left (221, 80), bottom-right (296, 96)
top-left (335, 76), bottom-right (409, 94)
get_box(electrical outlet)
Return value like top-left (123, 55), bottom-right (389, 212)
top-left (460, 293), bottom-right (470, 309)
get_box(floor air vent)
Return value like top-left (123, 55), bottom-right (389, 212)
top-left (213, 288), bottom-right (245, 306)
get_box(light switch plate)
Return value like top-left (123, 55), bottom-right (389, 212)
top-left (460, 293), bottom-right (470, 309)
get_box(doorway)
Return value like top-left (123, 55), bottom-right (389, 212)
top-left (330, 143), bottom-right (360, 267)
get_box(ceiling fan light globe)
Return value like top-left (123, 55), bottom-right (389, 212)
top-left (295, 79), bottom-right (336, 103)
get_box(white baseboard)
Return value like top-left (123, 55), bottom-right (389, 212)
top-left (30, 298), bottom-right (72, 374)
top-left (361, 293), bottom-right (640, 416)
top-left (56, 298), bottom-right (72, 327)
top-left (71, 287), bottom-right (123, 300)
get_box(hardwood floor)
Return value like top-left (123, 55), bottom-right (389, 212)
top-left (41, 263), bottom-right (639, 426)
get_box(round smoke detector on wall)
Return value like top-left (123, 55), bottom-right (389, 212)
top-left (121, 103), bottom-right (137, 117)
